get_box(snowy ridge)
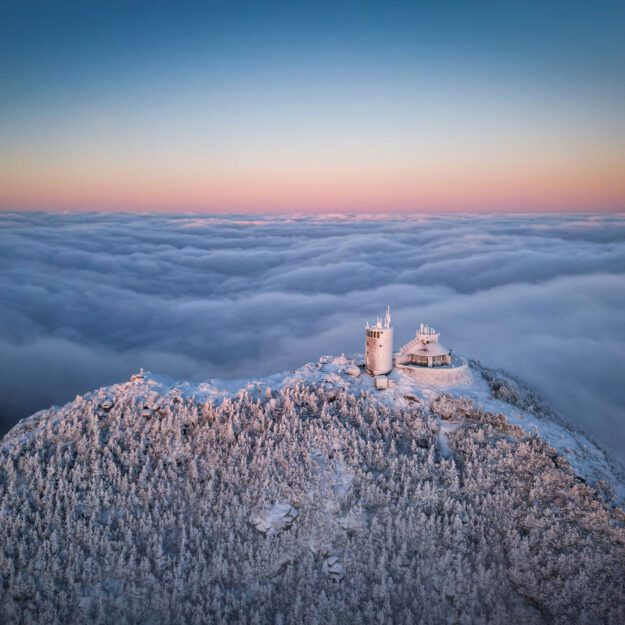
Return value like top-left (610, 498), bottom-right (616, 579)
top-left (6, 355), bottom-right (622, 505)
top-left (1, 355), bottom-right (625, 625)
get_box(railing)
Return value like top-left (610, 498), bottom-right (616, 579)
top-left (398, 337), bottom-right (422, 354)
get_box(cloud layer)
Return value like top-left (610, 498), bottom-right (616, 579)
top-left (1, 212), bottom-right (625, 461)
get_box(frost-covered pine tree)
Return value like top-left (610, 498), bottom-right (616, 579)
top-left (1, 361), bottom-right (624, 625)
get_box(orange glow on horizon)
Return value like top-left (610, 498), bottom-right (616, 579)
top-left (2, 157), bottom-right (624, 213)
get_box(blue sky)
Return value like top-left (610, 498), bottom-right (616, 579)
top-left (1, 1), bottom-right (624, 212)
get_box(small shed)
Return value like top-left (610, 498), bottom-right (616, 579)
top-left (374, 375), bottom-right (389, 390)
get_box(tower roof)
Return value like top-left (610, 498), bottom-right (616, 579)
top-left (365, 306), bottom-right (392, 330)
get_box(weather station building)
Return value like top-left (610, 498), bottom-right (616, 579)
top-left (396, 323), bottom-right (452, 368)
top-left (364, 310), bottom-right (470, 388)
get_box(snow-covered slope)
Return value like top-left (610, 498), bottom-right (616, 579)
top-left (1, 357), bottom-right (624, 625)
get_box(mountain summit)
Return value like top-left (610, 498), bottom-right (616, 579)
top-left (1, 357), bottom-right (624, 625)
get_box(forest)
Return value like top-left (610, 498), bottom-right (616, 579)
top-left (1, 364), bottom-right (624, 625)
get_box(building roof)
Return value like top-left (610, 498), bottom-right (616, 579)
top-left (366, 306), bottom-right (392, 331)
top-left (403, 341), bottom-right (450, 358)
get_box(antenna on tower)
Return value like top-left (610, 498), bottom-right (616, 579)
top-left (384, 305), bottom-right (391, 328)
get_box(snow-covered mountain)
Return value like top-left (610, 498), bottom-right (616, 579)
top-left (1, 357), bottom-right (624, 625)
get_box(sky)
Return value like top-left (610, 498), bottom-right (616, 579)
top-left (1, 0), bottom-right (625, 213)
top-left (1, 212), bottom-right (625, 464)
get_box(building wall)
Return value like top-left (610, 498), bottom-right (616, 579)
top-left (396, 359), bottom-right (472, 386)
top-left (365, 327), bottom-right (393, 375)
top-left (396, 352), bottom-right (452, 367)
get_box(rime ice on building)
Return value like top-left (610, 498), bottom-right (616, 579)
top-left (397, 323), bottom-right (452, 368)
top-left (365, 307), bottom-right (393, 376)
top-left (364, 312), bottom-right (466, 386)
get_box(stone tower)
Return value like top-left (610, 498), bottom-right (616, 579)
top-left (365, 307), bottom-right (393, 376)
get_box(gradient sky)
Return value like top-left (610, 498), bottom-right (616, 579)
top-left (1, 0), bottom-right (624, 213)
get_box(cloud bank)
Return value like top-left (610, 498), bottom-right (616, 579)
top-left (1, 212), bottom-right (625, 461)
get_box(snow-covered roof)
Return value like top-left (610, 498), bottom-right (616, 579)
top-left (399, 323), bottom-right (451, 355)
top-left (403, 341), bottom-right (450, 358)
top-left (366, 306), bottom-right (392, 330)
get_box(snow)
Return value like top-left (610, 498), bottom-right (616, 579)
top-left (322, 555), bottom-right (345, 581)
top-left (437, 420), bottom-right (463, 460)
top-left (250, 503), bottom-right (299, 535)
top-left (465, 373), bottom-right (625, 504)
top-left (344, 364), bottom-right (360, 377)
top-left (3, 352), bottom-right (624, 507)
top-left (396, 358), bottom-right (471, 386)
top-left (2, 351), bottom-right (625, 624)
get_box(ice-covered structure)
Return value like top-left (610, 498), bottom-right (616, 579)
top-left (365, 313), bottom-right (457, 381)
top-left (364, 307), bottom-right (393, 376)
top-left (397, 323), bottom-right (452, 368)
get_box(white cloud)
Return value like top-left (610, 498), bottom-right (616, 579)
top-left (1, 212), bottom-right (624, 461)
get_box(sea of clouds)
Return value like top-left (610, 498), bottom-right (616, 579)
top-left (1, 212), bottom-right (624, 461)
